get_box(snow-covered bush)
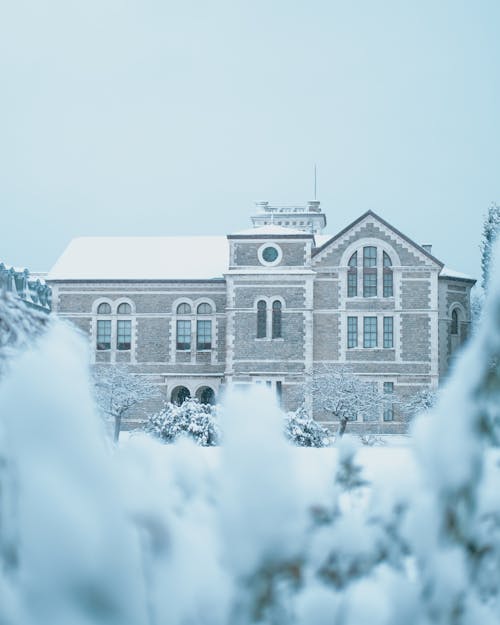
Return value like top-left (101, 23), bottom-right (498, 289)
top-left (145, 397), bottom-right (220, 446)
top-left (2, 240), bottom-right (500, 624)
top-left (284, 407), bottom-right (329, 447)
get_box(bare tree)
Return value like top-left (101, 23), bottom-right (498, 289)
top-left (303, 364), bottom-right (388, 437)
top-left (401, 387), bottom-right (438, 420)
top-left (93, 366), bottom-right (160, 442)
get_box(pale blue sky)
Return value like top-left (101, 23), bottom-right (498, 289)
top-left (1, 0), bottom-right (498, 277)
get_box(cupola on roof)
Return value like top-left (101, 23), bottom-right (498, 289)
top-left (250, 201), bottom-right (327, 234)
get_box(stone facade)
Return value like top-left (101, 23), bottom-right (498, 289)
top-left (47, 206), bottom-right (475, 433)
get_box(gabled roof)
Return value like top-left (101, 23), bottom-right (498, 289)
top-left (312, 210), bottom-right (444, 268)
top-left (48, 237), bottom-right (229, 281)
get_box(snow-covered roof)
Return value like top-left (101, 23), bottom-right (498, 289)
top-left (48, 237), bottom-right (230, 281)
top-left (231, 224), bottom-right (313, 236)
top-left (439, 267), bottom-right (476, 282)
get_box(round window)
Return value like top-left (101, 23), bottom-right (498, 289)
top-left (262, 246), bottom-right (279, 263)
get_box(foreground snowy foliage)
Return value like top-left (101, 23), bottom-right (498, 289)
top-left (145, 398), bottom-right (220, 446)
top-left (1, 251), bottom-right (500, 624)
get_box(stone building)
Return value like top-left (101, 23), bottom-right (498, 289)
top-left (47, 204), bottom-right (475, 432)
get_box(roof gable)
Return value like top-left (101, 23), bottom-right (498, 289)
top-left (312, 210), bottom-right (444, 268)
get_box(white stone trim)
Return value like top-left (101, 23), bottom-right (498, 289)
top-left (257, 243), bottom-right (283, 267)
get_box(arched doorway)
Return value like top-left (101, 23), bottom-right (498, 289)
top-left (171, 386), bottom-right (191, 406)
top-left (196, 386), bottom-right (216, 405)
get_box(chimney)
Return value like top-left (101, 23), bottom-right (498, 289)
top-left (422, 244), bottom-right (432, 254)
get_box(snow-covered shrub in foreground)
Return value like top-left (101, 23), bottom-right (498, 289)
top-left (1, 244), bottom-right (500, 624)
top-left (145, 397), bottom-right (220, 446)
top-left (284, 407), bottom-right (329, 447)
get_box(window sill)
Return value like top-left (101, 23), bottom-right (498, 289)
top-left (255, 338), bottom-right (284, 342)
top-left (346, 296), bottom-right (395, 301)
top-left (347, 347), bottom-right (395, 351)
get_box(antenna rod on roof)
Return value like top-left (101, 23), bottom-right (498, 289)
top-left (314, 163), bottom-right (317, 201)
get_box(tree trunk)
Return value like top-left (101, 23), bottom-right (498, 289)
top-left (114, 413), bottom-right (122, 443)
top-left (338, 417), bottom-right (348, 438)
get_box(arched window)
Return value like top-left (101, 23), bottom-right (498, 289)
top-left (96, 302), bottom-right (112, 350)
top-left (451, 309), bottom-right (459, 335)
top-left (117, 302), bottom-right (131, 314)
top-left (177, 303), bottom-right (191, 314)
top-left (171, 386), bottom-right (191, 406)
top-left (196, 386), bottom-right (216, 405)
top-left (272, 300), bottom-right (282, 338)
top-left (197, 302), bottom-right (212, 314)
top-left (383, 252), bottom-right (393, 298)
top-left (363, 246), bottom-right (377, 297)
top-left (257, 300), bottom-right (267, 338)
top-left (347, 252), bottom-right (358, 297)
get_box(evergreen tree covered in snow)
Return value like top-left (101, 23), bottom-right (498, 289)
top-left (145, 397), bottom-right (220, 446)
top-left (0, 290), bottom-right (48, 373)
top-left (284, 406), bottom-right (329, 447)
top-left (480, 203), bottom-right (500, 290)
top-left (93, 365), bottom-right (160, 442)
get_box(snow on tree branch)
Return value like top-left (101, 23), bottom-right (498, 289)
top-left (93, 365), bottom-right (160, 442)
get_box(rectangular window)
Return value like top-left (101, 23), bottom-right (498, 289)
top-left (196, 320), bottom-right (212, 350)
top-left (347, 317), bottom-right (358, 348)
top-left (176, 320), bottom-right (191, 350)
top-left (383, 317), bottom-right (394, 348)
top-left (117, 320), bottom-right (131, 350)
top-left (96, 320), bottom-right (111, 350)
top-left (363, 271), bottom-right (377, 297)
top-left (347, 271), bottom-right (357, 297)
top-left (363, 317), bottom-right (377, 348)
top-left (363, 246), bottom-right (377, 267)
top-left (383, 382), bottom-right (394, 421)
top-left (383, 270), bottom-right (393, 297)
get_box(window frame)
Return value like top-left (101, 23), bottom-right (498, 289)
top-left (196, 319), bottom-right (212, 351)
top-left (347, 316), bottom-right (358, 349)
top-left (176, 319), bottom-right (192, 351)
top-left (116, 319), bottom-right (132, 351)
top-left (271, 300), bottom-right (282, 339)
top-left (96, 319), bottom-right (112, 351)
top-left (363, 316), bottom-right (378, 348)
top-left (383, 316), bottom-right (394, 349)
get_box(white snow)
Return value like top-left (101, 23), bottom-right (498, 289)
top-left (440, 266), bottom-right (475, 281)
top-left (48, 236), bottom-right (230, 281)
top-left (2, 237), bottom-right (500, 624)
top-left (232, 224), bottom-right (312, 236)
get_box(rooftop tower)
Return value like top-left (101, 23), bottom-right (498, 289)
top-left (251, 201), bottom-right (327, 234)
